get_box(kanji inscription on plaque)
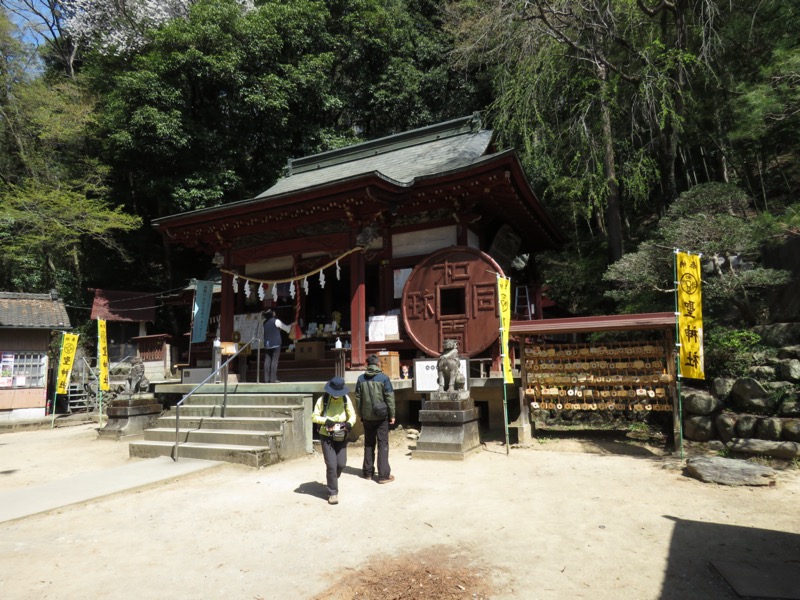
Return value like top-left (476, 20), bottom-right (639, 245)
top-left (402, 247), bottom-right (504, 357)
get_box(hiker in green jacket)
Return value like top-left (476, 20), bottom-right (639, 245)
top-left (312, 376), bottom-right (356, 505)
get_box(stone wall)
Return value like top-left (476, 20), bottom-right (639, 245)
top-left (682, 327), bottom-right (800, 457)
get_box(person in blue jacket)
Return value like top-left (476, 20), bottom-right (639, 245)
top-left (311, 376), bottom-right (356, 505)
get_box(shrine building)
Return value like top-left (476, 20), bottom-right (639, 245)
top-left (152, 113), bottom-right (564, 392)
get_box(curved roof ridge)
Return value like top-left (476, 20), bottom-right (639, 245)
top-left (288, 113), bottom-right (482, 174)
top-left (257, 127), bottom-right (494, 200)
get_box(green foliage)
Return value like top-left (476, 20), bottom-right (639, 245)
top-left (0, 181), bottom-right (141, 292)
top-left (87, 0), bottom-right (486, 224)
top-left (0, 16), bottom-right (141, 299)
top-left (704, 327), bottom-right (772, 380)
top-left (604, 183), bottom-right (791, 323)
top-left (537, 242), bottom-right (615, 315)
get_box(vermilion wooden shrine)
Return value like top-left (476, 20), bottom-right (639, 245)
top-left (152, 114), bottom-right (564, 373)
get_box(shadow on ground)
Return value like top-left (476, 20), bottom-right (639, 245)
top-left (511, 427), bottom-right (671, 458)
top-left (293, 481), bottom-right (328, 500)
top-left (660, 516), bottom-right (800, 599)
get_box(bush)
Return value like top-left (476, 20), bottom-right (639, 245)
top-left (704, 327), bottom-right (773, 379)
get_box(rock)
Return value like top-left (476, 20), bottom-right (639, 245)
top-left (707, 440), bottom-right (726, 452)
top-left (782, 420), bottom-right (800, 442)
top-left (777, 359), bottom-right (800, 383)
top-left (764, 381), bottom-right (795, 393)
top-left (748, 365), bottom-right (775, 380)
top-left (715, 413), bottom-right (737, 443)
top-left (685, 456), bottom-right (777, 486)
top-left (728, 437), bottom-right (800, 459)
top-left (755, 417), bottom-right (783, 441)
top-left (683, 415), bottom-right (714, 441)
top-left (729, 378), bottom-right (770, 412)
top-left (754, 323), bottom-right (800, 347)
top-left (736, 397), bottom-right (777, 412)
top-left (780, 401), bottom-right (800, 417)
top-left (735, 415), bottom-right (758, 438)
top-left (777, 346), bottom-right (800, 360)
top-left (710, 378), bottom-right (735, 400)
top-left (683, 388), bottom-right (720, 415)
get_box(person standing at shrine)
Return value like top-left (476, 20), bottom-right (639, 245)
top-left (355, 354), bottom-right (396, 483)
top-left (262, 308), bottom-right (291, 383)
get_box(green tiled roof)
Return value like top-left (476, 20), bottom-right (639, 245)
top-left (256, 114), bottom-right (493, 200)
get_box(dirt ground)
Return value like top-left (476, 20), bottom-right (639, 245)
top-left (1, 421), bottom-right (799, 600)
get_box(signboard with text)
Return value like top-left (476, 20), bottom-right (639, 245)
top-left (413, 358), bottom-right (469, 393)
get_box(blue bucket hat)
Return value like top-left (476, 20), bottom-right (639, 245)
top-left (324, 376), bottom-right (349, 397)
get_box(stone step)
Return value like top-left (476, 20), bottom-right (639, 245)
top-left (276, 371), bottom-right (337, 383)
top-left (173, 405), bottom-right (303, 419)
top-left (129, 440), bottom-right (282, 468)
top-left (144, 427), bottom-right (282, 446)
top-left (155, 415), bottom-right (287, 432)
top-left (180, 394), bottom-right (308, 407)
top-left (250, 366), bottom-right (337, 382)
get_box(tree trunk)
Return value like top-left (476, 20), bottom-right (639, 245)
top-left (599, 66), bottom-right (623, 263)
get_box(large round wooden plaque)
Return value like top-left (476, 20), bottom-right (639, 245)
top-left (401, 246), bottom-right (504, 357)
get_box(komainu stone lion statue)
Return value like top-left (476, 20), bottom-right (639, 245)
top-left (126, 357), bottom-right (149, 394)
top-left (437, 339), bottom-right (465, 392)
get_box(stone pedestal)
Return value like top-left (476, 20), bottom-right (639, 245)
top-left (412, 390), bottom-right (481, 460)
top-left (97, 393), bottom-right (162, 440)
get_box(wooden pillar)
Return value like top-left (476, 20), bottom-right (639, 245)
top-left (531, 281), bottom-right (544, 320)
top-left (379, 224), bottom-right (393, 312)
top-left (350, 250), bottom-right (366, 367)
top-left (666, 329), bottom-right (682, 453)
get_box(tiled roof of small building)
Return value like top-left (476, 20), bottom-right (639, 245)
top-left (0, 292), bottom-right (71, 329)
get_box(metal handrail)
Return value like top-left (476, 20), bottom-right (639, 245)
top-left (172, 340), bottom-right (254, 461)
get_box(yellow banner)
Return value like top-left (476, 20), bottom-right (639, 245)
top-left (97, 319), bottom-right (110, 391)
top-left (497, 277), bottom-right (514, 384)
top-left (676, 251), bottom-right (704, 379)
top-left (56, 333), bottom-right (80, 394)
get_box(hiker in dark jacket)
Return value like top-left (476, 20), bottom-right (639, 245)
top-left (355, 354), bottom-right (396, 483)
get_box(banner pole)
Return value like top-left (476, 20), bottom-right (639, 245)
top-left (497, 274), bottom-right (511, 455)
top-left (673, 249), bottom-right (684, 460)
top-left (51, 332), bottom-right (65, 429)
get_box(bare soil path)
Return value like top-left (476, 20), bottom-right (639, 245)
top-left (1, 423), bottom-right (798, 600)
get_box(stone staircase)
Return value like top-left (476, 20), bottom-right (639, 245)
top-left (129, 392), bottom-right (312, 467)
top-left (244, 357), bottom-right (340, 383)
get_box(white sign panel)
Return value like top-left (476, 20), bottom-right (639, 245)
top-left (368, 315), bottom-right (385, 342)
top-left (233, 313), bottom-right (265, 348)
top-left (413, 358), bottom-right (469, 393)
